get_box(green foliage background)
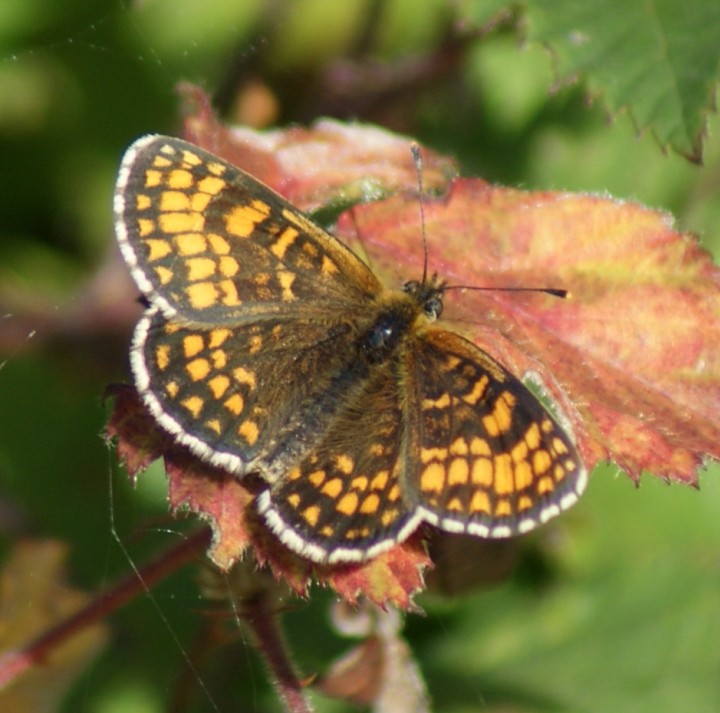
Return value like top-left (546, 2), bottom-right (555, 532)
top-left (0, 1), bottom-right (719, 711)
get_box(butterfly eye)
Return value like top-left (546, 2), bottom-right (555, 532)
top-left (424, 295), bottom-right (443, 320)
top-left (403, 280), bottom-right (421, 296)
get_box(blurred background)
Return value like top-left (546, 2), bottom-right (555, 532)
top-left (1, 1), bottom-right (719, 711)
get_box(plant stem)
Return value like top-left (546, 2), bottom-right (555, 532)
top-left (242, 587), bottom-right (315, 713)
top-left (0, 526), bottom-right (212, 689)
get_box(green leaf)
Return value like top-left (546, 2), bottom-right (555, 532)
top-left (457, 0), bottom-right (720, 160)
top-left (524, 0), bottom-right (720, 161)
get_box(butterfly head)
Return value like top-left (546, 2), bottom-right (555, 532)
top-left (402, 274), bottom-right (446, 322)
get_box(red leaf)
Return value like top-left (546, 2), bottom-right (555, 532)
top-left (321, 534), bottom-right (430, 610)
top-left (110, 87), bottom-right (720, 606)
top-left (342, 181), bottom-right (720, 483)
top-left (178, 82), bottom-right (456, 211)
top-left (104, 384), bottom-right (170, 480)
top-left (165, 451), bottom-right (257, 572)
top-left (107, 388), bottom-right (430, 608)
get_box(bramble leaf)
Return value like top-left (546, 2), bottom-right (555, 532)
top-left (346, 181), bottom-right (720, 484)
top-left (109, 91), bottom-right (719, 606)
top-left (459, 0), bottom-right (720, 161)
top-left (107, 387), bottom-right (430, 608)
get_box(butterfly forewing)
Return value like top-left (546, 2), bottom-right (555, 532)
top-left (114, 135), bottom-right (382, 323)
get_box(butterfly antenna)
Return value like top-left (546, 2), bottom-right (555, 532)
top-left (411, 144), bottom-right (566, 301)
top-left (411, 143), bottom-right (429, 286)
top-left (445, 285), bottom-right (568, 299)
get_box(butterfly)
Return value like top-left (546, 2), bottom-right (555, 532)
top-left (114, 134), bottom-right (586, 564)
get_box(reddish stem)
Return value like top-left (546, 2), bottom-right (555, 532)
top-left (242, 590), bottom-right (315, 713)
top-left (0, 526), bottom-right (212, 689)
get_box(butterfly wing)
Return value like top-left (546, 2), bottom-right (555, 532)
top-left (115, 134), bottom-right (587, 563)
top-left (133, 307), bottom-right (387, 478)
top-left (406, 328), bottom-right (587, 537)
top-left (257, 357), bottom-right (420, 563)
top-left (114, 135), bottom-right (382, 323)
top-left (116, 134), bottom-right (389, 478)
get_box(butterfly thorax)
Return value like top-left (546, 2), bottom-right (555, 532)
top-left (360, 278), bottom-right (445, 364)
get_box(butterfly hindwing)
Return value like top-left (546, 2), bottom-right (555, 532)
top-left (408, 328), bottom-right (586, 537)
top-left (258, 355), bottom-right (420, 563)
top-left (134, 309), bottom-right (374, 476)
